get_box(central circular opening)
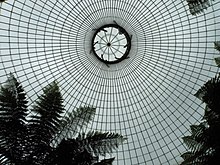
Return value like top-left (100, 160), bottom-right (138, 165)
top-left (91, 24), bottom-right (131, 64)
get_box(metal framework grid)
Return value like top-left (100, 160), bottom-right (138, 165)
top-left (0, 0), bottom-right (220, 165)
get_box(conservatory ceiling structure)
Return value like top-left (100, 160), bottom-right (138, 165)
top-left (0, 0), bottom-right (220, 165)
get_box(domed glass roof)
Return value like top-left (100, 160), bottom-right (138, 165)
top-left (0, 0), bottom-right (220, 164)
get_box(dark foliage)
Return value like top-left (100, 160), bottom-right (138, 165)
top-left (186, 0), bottom-right (215, 15)
top-left (0, 73), bottom-right (28, 164)
top-left (0, 74), bottom-right (126, 165)
top-left (181, 73), bottom-right (220, 164)
top-left (214, 41), bottom-right (220, 52)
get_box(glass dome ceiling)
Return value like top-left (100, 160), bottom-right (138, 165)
top-left (0, 0), bottom-right (220, 164)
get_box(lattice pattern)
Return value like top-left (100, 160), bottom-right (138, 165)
top-left (1, 0), bottom-right (220, 164)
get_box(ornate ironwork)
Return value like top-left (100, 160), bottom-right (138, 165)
top-left (91, 24), bottom-right (131, 64)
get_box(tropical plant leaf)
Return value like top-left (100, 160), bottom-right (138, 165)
top-left (94, 157), bottom-right (115, 165)
top-left (54, 106), bottom-right (96, 143)
top-left (181, 57), bottom-right (220, 164)
top-left (190, 124), bottom-right (203, 137)
top-left (0, 75), bottom-right (126, 164)
top-left (0, 73), bottom-right (28, 123)
top-left (0, 73), bottom-right (28, 164)
top-left (180, 151), bottom-right (206, 165)
top-left (0, 153), bottom-right (11, 165)
top-left (194, 73), bottom-right (220, 113)
top-left (194, 88), bottom-right (205, 101)
top-left (181, 151), bottom-right (212, 165)
top-left (190, 122), bottom-right (210, 144)
top-left (0, 141), bottom-right (11, 164)
top-left (203, 105), bottom-right (219, 125)
top-left (190, 125), bottom-right (203, 140)
top-left (214, 41), bottom-right (220, 52)
top-left (29, 81), bottom-right (65, 152)
top-left (214, 57), bottom-right (220, 67)
top-left (182, 136), bottom-right (204, 153)
top-left (202, 75), bottom-right (220, 114)
top-left (181, 151), bottom-right (195, 161)
top-left (186, 0), bottom-right (214, 15)
top-left (72, 149), bottom-right (97, 165)
top-left (181, 131), bottom-right (214, 164)
top-left (79, 131), bottom-right (127, 156)
top-left (55, 138), bottom-right (97, 165)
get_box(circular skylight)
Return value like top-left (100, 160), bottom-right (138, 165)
top-left (91, 24), bottom-right (131, 64)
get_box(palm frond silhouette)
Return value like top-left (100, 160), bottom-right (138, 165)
top-left (0, 74), bottom-right (126, 165)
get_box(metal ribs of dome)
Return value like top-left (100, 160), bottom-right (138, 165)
top-left (0, 0), bottom-right (220, 165)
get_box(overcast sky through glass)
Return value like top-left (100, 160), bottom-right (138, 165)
top-left (1, 0), bottom-right (220, 165)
